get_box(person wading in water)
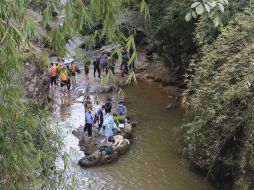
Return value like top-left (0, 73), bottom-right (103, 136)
top-left (50, 63), bottom-right (57, 87)
top-left (70, 61), bottom-right (78, 85)
top-left (60, 67), bottom-right (70, 95)
top-left (66, 65), bottom-right (72, 91)
top-left (56, 58), bottom-right (63, 76)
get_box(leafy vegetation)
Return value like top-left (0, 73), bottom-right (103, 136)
top-left (179, 2), bottom-right (254, 188)
top-left (185, 0), bottom-right (229, 27)
top-left (146, 0), bottom-right (254, 188)
top-left (0, 1), bottom-right (60, 189)
top-left (145, 0), bottom-right (196, 77)
top-left (0, 0), bottom-right (147, 189)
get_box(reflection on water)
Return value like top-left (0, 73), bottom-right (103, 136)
top-left (53, 80), bottom-right (214, 190)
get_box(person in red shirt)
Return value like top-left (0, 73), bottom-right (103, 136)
top-left (50, 63), bottom-right (57, 86)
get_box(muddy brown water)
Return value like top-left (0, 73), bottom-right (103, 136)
top-left (53, 78), bottom-right (214, 190)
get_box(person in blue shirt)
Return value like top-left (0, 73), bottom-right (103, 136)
top-left (100, 106), bottom-right (120, 143)
top-left (84, 107), bottom-right (94, 138)
top-left (118, 100), bottom-right (127, 116)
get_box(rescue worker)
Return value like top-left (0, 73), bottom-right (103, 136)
top-left (56, 58), bottom-right (63, 74)
top-left (60, 68), bottom-right (69, 95)
top-left (50, 63), bottom-right (57, 87)
top-left (70, 61), bottom-right (78, 85)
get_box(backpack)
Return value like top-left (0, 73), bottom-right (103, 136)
top-left (99, 146), bottom-right (113, 155)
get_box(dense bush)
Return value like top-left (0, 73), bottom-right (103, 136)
top-left (179, 4), bottom-right (254, 189)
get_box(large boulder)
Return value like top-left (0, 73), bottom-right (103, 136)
top-left (73, 122), bottom-right (133, 167)
top-left (78, 136), bottom-right (131, 167)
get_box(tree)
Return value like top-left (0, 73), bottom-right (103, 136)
top-left (179, 2), bottom-right (254, 188)
top-left (0, 0), bottom-right (147, 189)
top-left (147, 0), bottom-right (195, 74)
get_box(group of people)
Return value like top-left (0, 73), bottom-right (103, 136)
top-left (92, 47), bottom-right (136, 78)
top-left (50, 46), bottom-right (136, 93)
top-left (92, 51), bottom-right (119, 78)
top-left (50, 58), bottom-right (80, 93)
top-left (83, 96), bottom-right (128, 143)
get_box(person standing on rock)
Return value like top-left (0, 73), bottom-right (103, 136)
top-left (109, 51), bottom-right (118, 75)
top-left (84, 96), bottom-right (93, 112)
top-left (84, 107), bottom-right (94, 139)
top-left (84, 59), bottom-right (91, 80)
top-left (93, 56), bottom-right (101, 78)
top-left (50, 63), bottom-right (57, 87)
top-left (95, 102), bottom-right (105, 130)
top-left (105, 98), bottom-right (112, 111)
top-left (99, 52), bottom-right (108, 76)
top-left (121, 51), bottom-right (129, 77)
top-left (129, 47), bottom-right (136, 71)
top-left (120, 47), bottom-right (128, 70)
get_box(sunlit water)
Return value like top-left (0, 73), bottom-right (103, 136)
top-left (52, 78), bottom-right (214, 190)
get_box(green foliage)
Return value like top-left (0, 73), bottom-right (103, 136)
top-left (147, 0), bottom-right (195, 72)
top-left (0, 0), bottom-right (148, 189)
top-left (0, 1), bottom-right (63, 188)
top-left (194, 0), bottom-right (251, 46)
top-left (179, 4), bottom-right (254, 187)
top-left (186, 0), bottom-right (229, 27)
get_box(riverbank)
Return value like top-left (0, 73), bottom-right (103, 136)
top-left (134, 47), bottom-right (183, 109)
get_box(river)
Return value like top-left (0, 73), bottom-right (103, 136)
top-left (52, 73), bottom-right (214, 190)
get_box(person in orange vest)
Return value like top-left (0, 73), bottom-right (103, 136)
top-left (56, 58), bottom-right (63, 75)
top-left (50, 63), bottom-right (57, 87)
top-left (60, 68), bottom-right (70, 94)
top-left (70, 61), bottom-right (78, 85)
